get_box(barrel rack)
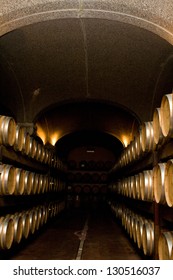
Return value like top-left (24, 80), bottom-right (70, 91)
top-left (0, 116), bottom-right (67, 252)
top-left (108, 94), bottom-right (173, 261)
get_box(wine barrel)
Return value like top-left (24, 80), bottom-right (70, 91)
top-left (32, 173), bottom-right (39, 194)
top-left (21, 212), bottom-right (30, 239)
top-left (23, 171), bottom-right (34, 195)
top-left (14, 168), bottom-right (25, 195)
top-left (83, 185), bottom-right (91, 194)
top-left (164, 159), bottom-right (173, 207)
top-left (74, 185), bottom-right (82, 194)
top-left (141, 121), bottom-right (156, 152)
top-left (160, 93), bottom-right (173, 138)
top-left (153, 108), bottom-right (165, 145)
top-left (14, 125), bottom-right (26, 152)
top-left (136, 217), bottom-right (146, 249)
top-left (153, 163), bottom-right (166, 204)
top-left (12, 213), bottom-right (23, 244)
top-left (0, 115), bottom-right (16, 146)
top-left (27, 209), bottom-right (37, 234)
top-left (142, 221), bottom-right (154, 256)
top-left (0, 216), bottom-right (14, 250)
top-left (29, 137), bottom-right (37, 159)
top-left (158, 231), bottom-right (173, 260)
top-left (91, 185), bottom-right (99, 194)
top-left (0, 164), bottom-right (16, 195)
top-left (140, 170), bottom-right (153, 201)
top-left (135, 173), bottom-right (141, 200)
top-left (22, 131), bottom-right (31, 155)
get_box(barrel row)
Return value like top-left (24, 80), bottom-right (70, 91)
top-left (69, 184), bottom-right (107, 195)
top-left (0, 163), bottom-right (65, 195)
top-left (111, 121), bottom-right (156, 171)
top-left (68, 160), bottom-right (114, 171)
top-left (0, 200), bottom-right (65, 250)
top-left (67, 172), bottom-right (108, 184)
top-left (0, 115), bottom-right (65, 171)
top-left (109, 202), bottom-right (154, 256)
top-left (110, 158), bottom-right (173, 206)
top-left (111, 92), bottom-right (173, 172)
top-left (109, 169), bottom-right (153, 202)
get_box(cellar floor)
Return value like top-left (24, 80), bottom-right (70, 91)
top-left (1, 201), bottom-right (144, 260)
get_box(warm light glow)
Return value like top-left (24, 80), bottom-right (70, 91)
top-left (50, 133), bottom-right (59, 146)
top-left (36, 124), bottom-right (47, 144)
top-left (122, 135), bottom-right (129, 147)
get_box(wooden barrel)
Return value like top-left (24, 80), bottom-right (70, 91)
top-left (141, 121), bottom-right (155, 152)
top-left (29, 137), bottom-right (37, 159)
top-left (136, 217), bottom-right (145, 249)
top-left (43, 148), bottom-right (50, 164)
top-left (12, 213), bottom-right (23, 244)
top-left (133, 133), bottom-right (142, 159)
top-left (37, 174), bottom-right (43, 194)
top-left (74, 185), bottom-right (82, 194)
top-left (158, 231), bottom-right (173, 260)
top-left (83, 185), bottom-right (91, 194)
top-left (21, 212), bottom-right (30, 239)
top-left (27, 209), bottom-right (37, 234)
top-left (130, 176), bottom-right (136, 199)
top-left (100, 173), bottom-right (108, 183)
top-left (127, 177), bottom-right (133, 198)
top-left (140, 170), bottom-right (153, 201)
top-left (14, 125), bottom-right (26, 152)
top-left (132, 215), bottom-right (138, 243)
top-left (36, 207), bottom-right (43, 229)
top-left (0, 216), bottom-right (14, 250)
top-left (153, 163), bottom-right (166, 204)
top-left (23, 171), bottom-right (34, 195)
top-left (164, 159), bottom-right (173, 207)
top-left (43, 175), bottom-right (49, 193)
top-left (128, 141), bottom-right (136, 163)
top-left (135, 173), bottom-right (141, 200)
top-left (22, 131), bottom-right (31, 155)
top-left (91, 185), bottom-right (99, 194)
top-left (0, 115), bottom-right (16, 146)
top-left (32, 173), bottom-right (39, 194)
top-left (160, 93), bottom-right (173, 138)
top-left (0, 164), bottom-right (16, 195)
top-left (35, 143), bottom-right (42, 161)
top-left (153, 108), bottom-right (165, 145)
top-left (14, 168), bottom-right (25, 195)
top-left (142, 221), bottom-right (154, 256)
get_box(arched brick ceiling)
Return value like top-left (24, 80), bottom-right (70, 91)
top-left (0, 1), bottom-right (173, 148)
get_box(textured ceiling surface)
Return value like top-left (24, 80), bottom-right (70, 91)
top-left (0, 1), bottom-right (173, 151)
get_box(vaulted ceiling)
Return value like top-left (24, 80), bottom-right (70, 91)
top-left (0, 1), bottom-right (173, 154)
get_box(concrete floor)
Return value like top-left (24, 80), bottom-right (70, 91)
top-left (1, 202), bottom-right (144, 260)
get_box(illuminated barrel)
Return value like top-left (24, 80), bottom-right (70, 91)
top-left (160, 93), bottom-right (173, 138)
top-left (153, 108), bottom-right (165, 145)
top-left (164, 159), bottom-right (173, 207)
top-left (0, 115), bottom-right (16, 146)
top-left (21, 212), bottom-right (30, 239)
top-left (23, 170), bottom-right (34, 195)
top-left (141, 121), bottom-right (156, 152)
top-left (153, 163), bottom-right (166, 204)
top-left (14, 125), bottom-right (26, 152)
top-left (158, 231), bottom-right (173, 260)
top-left (0, 164), bottom-right (16, 195)
top-left (140, 170), bottom-right (153, 201)
top-left (0, 216), bottom-right (14, 250)
top-left (11, 213), bottom-right (23, 244)
top-left (14, 168), bottom-right (25, 195)
top-left (142, 221), bottom-right (154, 256)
